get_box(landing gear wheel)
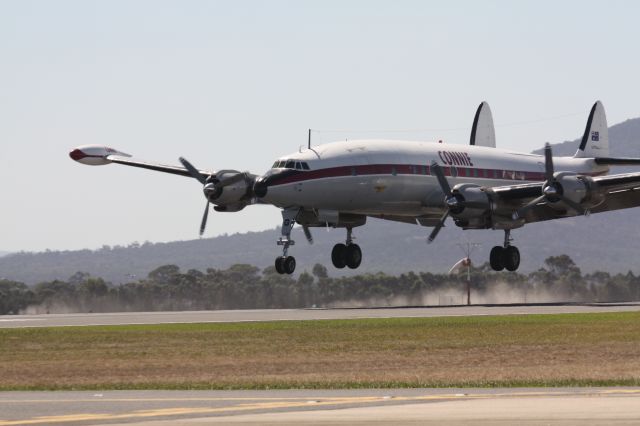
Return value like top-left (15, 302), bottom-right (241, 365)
top-left (283, 256), bottom-right (296, 274)
top-left (490, 246), bottom-right (504, 271)
top-left (331, 243), bottom-right (347, 269)
top-left (275, 257), bottom-right (285, 274)
top-left (503, 246), bottom-right (520, 272)
top-left (345, 244), bottom-right (362, 269)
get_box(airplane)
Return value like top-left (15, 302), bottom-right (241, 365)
top-left (70, 101), bottom-right (640, 275)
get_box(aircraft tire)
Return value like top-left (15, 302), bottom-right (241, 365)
top-left (331, 244), bottom-right (347, 269)
top-left (503, 246), bottom-right (520, 272)
top-left (284, 256), bottom-right (296, 274)
top-left (275, 257), bottom-right (285, 274)
top-left (345, 244), bottom-right (362, 269)
top-left (490, 246), bottom-right (504, 271)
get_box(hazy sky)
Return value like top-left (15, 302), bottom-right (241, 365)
top-left (2, 0), bottom-right (640, 252)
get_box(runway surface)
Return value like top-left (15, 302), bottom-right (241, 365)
top-left (1, 388), bottom-right (639, 425)
top-left (1, 302), bottom-right (639, 328)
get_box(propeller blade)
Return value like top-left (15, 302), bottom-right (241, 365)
top-left (430, 163), bottom-right (453, 197)
top-left (179, 157), bottom-right (207, 184)
top-left (544, 143), bottom-right (554, 182)
top-left (199, 201), bottom-right (210, 236)
top-left (513, 195), bottom-right (547, 220)
top-left (427, 211), bottom-right (449, 244)
top-left (560, 196), bottom-right (586, 215)
top-left (302, 225), bottom-right (313, 244)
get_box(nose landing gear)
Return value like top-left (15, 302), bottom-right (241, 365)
top-left (490, 229), bottom-right (521, 272)
top-left (331, 227), bottom-right (362, 269)
top-left (275, 209), bottom-right (298, 275)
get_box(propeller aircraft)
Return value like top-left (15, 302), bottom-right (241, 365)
top-left (70, 101), bottom-right (640, 274)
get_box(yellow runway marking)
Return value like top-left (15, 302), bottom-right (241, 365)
top-left (1, 390), bottom-right (639, 426)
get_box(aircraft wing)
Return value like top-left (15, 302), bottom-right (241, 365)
top-left (106, 155), bottom-right (213, 180)
top-left (588, 172), bottom-right (640, 212)
top-left (489, 171), bottom-right (640, 224)
top-left (69, 145), bottom-right (213, 180)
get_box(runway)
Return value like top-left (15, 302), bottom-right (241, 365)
top-left (1, 388), bottom-right (639, 425)
top-left (1, 302), bottom-right (639, 328)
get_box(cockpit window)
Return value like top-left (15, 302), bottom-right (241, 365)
top-left (273, 159), bottom-right (310, 170)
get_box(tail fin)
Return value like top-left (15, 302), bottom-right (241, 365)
top-left (574, 101), bottom-right (609, 158)
top-left (469, 101), bottom-right (496, 148)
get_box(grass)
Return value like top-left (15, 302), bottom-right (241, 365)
top-left (1, 312), bottom-right (639, 390)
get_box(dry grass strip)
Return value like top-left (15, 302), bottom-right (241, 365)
top-left (1, 312), bottom-right (639, 389)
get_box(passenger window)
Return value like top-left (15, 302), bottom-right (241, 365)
top-left (451, 166), bottom-right (458, 178)
top-left (285, 160), bottom-right (294, 169)
top-left (301, 162), bottom-right (310, 170)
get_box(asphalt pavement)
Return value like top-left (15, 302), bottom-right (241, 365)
top-left (1, 388), bottom-right (639, 425)
top-left (1, 302), bottom-right (639, 328)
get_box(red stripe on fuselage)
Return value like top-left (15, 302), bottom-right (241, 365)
top-left (267, 164), bottom-right (606, 187)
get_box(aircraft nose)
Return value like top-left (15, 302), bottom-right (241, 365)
top-left (253, 177), bottom-right (268, 198)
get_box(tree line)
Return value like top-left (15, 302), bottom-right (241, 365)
top-left (1, 255), bottom-right (639, 315)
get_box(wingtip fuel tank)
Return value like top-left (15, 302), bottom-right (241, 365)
top-left (69, 145), bottom-right (131, 165)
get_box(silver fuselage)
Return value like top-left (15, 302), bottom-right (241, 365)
top-left (259, 139), bottom-right (607, 217)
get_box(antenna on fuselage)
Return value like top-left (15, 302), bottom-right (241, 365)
top-left (305, 129), bottom-right (321, 158)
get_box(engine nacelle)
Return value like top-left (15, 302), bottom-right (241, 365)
top-left (448, 184), bottom-right (492, 229)
top-left (69, 145), bottom-right (131, 165)
top-left (206, 172), bottom-right (251, 206)
top-left (550, 172), bottom-right (603, 211)
top-left (489, 172), bottom-right (605, 230)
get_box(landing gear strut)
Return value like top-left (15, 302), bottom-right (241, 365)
top-left (490, 229), bottom-right (520, 272)
top-left (275, 209), bottom-right (297, 275)
top-left (331, 227), bottom-right (362, 269)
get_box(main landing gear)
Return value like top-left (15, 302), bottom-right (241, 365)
top-left (331, 227), bottom-right (362, 269)
top-left (490, 229), bottom-right (521, 272)
top-left (273, 209), bottom-right (364, 274)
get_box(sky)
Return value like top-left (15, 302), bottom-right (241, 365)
top-left (2, 0), bottom-right (640, 252)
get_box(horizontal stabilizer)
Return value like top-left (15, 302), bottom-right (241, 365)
top-left (469, 101), bottom-right (496, 148)
top-left (594, 158), bottom-right (640, 166)
top-left (575, 101), bottom-right (609, 158)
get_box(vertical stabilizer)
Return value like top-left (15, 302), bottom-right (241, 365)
top-left (575, 101), bottom-right (609, 158)
top-left (469, 101), bottom-right (496, 148)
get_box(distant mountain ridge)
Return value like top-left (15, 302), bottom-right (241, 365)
top-left (3, 117), bottom-right (640, 285)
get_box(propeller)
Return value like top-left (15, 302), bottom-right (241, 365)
top-left (179, 157), bottom-right (252, 237)
top-left (427, 163), bottom-right (489, 244)
top-left (512, 144), bottom-right (586, 220)
top-left (302, 225), bottom-right (313, 244)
